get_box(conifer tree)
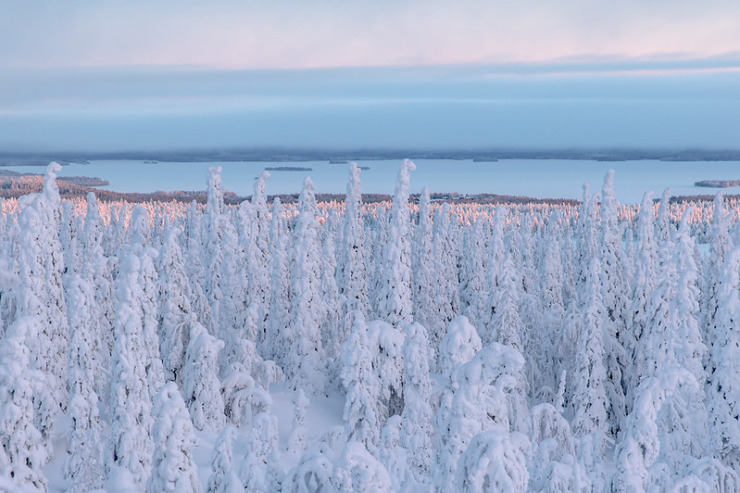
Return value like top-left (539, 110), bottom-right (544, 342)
top-left (207, 425), bottom-right (244, 493)
top-left (339, 163), bottom-right (369, 337)
top-left (64, 276), bottom-right (105, 493)
top-left (147, 382), bottom-right (200, 493)
top-left (400, 321), bottom-right (434, 484)
top-left (183, 318), bottom-right (226, 432)
top-left (287, 177), bottom-right (326, 393)
top-left (0, 316), bottom-right (49, 492)
top-left (377, 159), bottom-right (416, 326)
top-left (707, 248), bottom-right (740, 470)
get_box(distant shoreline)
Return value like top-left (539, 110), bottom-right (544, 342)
top-left (1, 148), bottom-right (740, 166)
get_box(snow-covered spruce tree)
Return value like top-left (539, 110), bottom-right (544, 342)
top-left (487, 250), bottom-right (530, 433)
top-left (185, 200), bottom-right (216, 335)
top-left (340, 312), bottom-right (381, 452)
top-left (61, 200), bottom-right (81, 280)
top-left (286, 177), bottom-right (327, 393)
top-left (247, 171), bottom-right (272, 333)
top-left (0, 316), bottom-right (49, 492)
top-left (671, 206), bottom-right (707, 386)
top-left (207, 425), bottom-right (244, 493)
top-left (183, 317), bottom-right (226, 432)
top-left (574, 183), bottom-right (598, 295)
top-left (130, 206), bottom-right (166, 399)
top-left (459, 216), bottom-right (487, 329)
top-left (434, 342), bottom-right (526, 492)
top-left (377, 159), bottom-right (416, 326)
top-left (288, 389), bottom-right (310, 456)
top-left (411, 187), bottom-right (436, 361)
top-left (704, 192), bottom-right (733, 374)
top-left (217, 209), bottom-right (245, 349)
top-left (106, 249), bottom-right (155, 488)
top-left (80, 192), bottom-right (115, 396)
top-left (18, 162), bottom-right (69, 430)
top-left (339, 163), bottom-right (369, 338)
top-left (707, 247), bottom-right (740, 470)
top-left (537, 211), bottom-right (567, 399)
top-left (204, 166), bottom-right (226, 335)
top-left (438, 315), bottom-right (482, 389)
top-left (380, 415), bottom-right (408, 491)
top-left (239, 411), bottom-right (280, 492)
top-left (529, 403), bottom-right (590, 492)
top-left (431, 202), bottom-right (460, 352)
top-left (597, 170), bottom-right (627, 435)
top-left (634, 231), bottom-right (677, 384)
top-left (482, 206), bottom-right (507, 330)
top-left (64, 275), bottom-right (105, 493)
top-left (147, 382), bottom-right (200, 493)
top-left (400, 321), bottom-right (434, 486)
top-left (263, 197), bottom-right (290, 364)
top-left (613, 367), bottom-right (704, 492)
top-left (332, 441), bottom-right (393, 492)
top-left (158, 223), bottom-right (194, 383)
top-left (319, 210), bottom-right (341, 365)
top-left (456, 430), bottom-right (530, 493)
top-left (655, 187), bottom-right (673, 244)
top-left (570, 257), bottom-right (610, 479)
top-left (627, 191), bottom-right (658, 395)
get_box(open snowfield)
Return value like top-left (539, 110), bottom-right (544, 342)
top-left (2, 160), bottom-right (740, 492)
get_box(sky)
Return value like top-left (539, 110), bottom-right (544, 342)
top-left (1, 1), bottom-right (739, 152)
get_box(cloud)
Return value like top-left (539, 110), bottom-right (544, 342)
top-left (2, 1), bottom-right (740, 69)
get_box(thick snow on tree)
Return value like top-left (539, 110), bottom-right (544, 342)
top-left (332, 440), bottom-right (392, 492)
top-left (319, 211), bottom-right (341, 364)
top-left (147, 382), bottom-right (200, 493)
top-left (17, 162), bottom-right (70, 432)
top-left (411, 188), bottom-right (436, 360)
top-left (286, 177), bottom-right (327, 394)
top-left (482, 206), bottom-right (507, 336)
top-left (158, 224), bottom-right (194, 382)
top-left (670, 207), bottom-right (707, 386)
top-left (64, 275), bottom-right (105, 493)
top-left (207, 425), bottom-right (244, 493)
top-left (439, 315), bottom-right (482, 388)
top-left (339, 163), bottom-right (369, 336)
top-left (183, 318), bottom-right (226, 432)
top-left (205, 166), bottom-right (226, 335)
top-left (708, 247), bottom-right (740, 470)
top-left (459, 216), bottom-right (488, 329)
top-left (571, 258), bottom-right (610, 463)
top-left (366, 320), bottom-right (406, 422)
top-left (264, 197), bottom-right (290, 364)
top-left (80, 192), bottom-right (114, 396)
top-left (455, 430), bottom-right (530, 493)
top-left (107, 249), bottom-right (155, 488)
top-left (341, 312), bottom-right (381, 452)
top-left (0, 316), bottom-right (49, 493)
top-left (377, 159), bottom-right (415, 326)
top-left (288, 389), bottom-right (310, 456)
top-left (529, 403), bottom-right (590, 493)
top-left (431, 203), bottom-right (461, 348)
top-left (239, 411), bottom-right (280, 492)
top-left (704, 193), bottom-right (733, 373)
top-left (628, 191), bottom-right (658, 396)
top-left (434, 342), bottom-right (525, 492)
top-left (400, 321), bottom-right (434, 484)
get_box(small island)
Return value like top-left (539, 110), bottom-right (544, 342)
top-left (265, 166), bottom-right (313, 172)
top-left (695, 180), bottom-right (740, 188)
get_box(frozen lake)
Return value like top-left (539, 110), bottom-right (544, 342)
top-left (6, 159), bottom-right (740, 204)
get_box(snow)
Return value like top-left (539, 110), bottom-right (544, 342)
top-left (6, 160), bottom-right (740, 491)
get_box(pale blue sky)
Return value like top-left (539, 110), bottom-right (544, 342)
top-left (1, 2), bottom-right (739, 152)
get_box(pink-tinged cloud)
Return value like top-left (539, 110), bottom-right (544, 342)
top-left (1, 1), bottom-right (740, 69)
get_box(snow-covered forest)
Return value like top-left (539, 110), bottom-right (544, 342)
top-left (2, 160), bottom-right (740, 492)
